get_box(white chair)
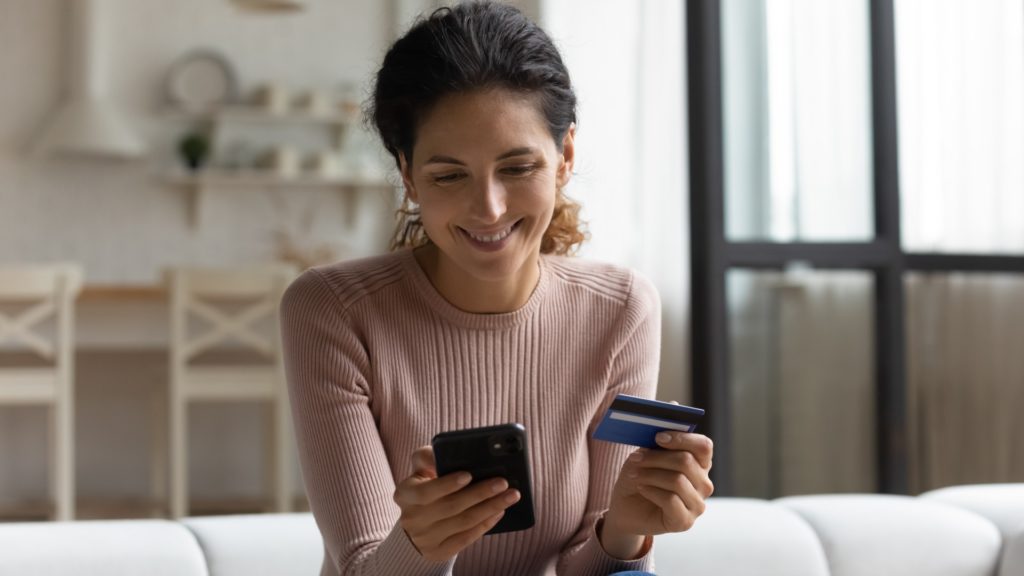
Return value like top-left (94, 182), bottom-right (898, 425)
top-left (165, 265), bottom-right (296, 519)
top-left (0, 264), bottom-right (83, 521)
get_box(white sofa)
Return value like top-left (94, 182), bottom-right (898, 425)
top-left (1, 484), bottom-right (1021, 576)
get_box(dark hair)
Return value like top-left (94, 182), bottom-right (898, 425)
top-left (368, 0), bottom-right (587, 254)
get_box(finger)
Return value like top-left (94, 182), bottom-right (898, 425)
top-left (629, 449), bottom-right (714, 499)
top-left (423, 489), bottom-right (519, 547)
top-left (636, 484), bottom-right (699, 533)
top-left (432, 511), bottom-right (505, 560)
top-left (411, 510), bottom-right (505, 563)
top-left (654, 432), bottom-right (713, 467)
top-left (404, 477), bottom-right (511, 533)
top-left (432, 478), bottom-right (511, 520)
top-left (685, 467), bottom-right (715, 498)
top-left (395, 469), bottom-right (473, 507)
top-left (412, 445), bottom-right (438, 478)
top-left (631, 467), bottom-right (707, 514)
top-left (629, 446), bottom-right (693, 473)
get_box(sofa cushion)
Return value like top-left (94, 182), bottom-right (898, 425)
top-left (181, 513), bottom-right (323, 576)
top-left (653, 498), bottom-right (830, 576)
top-left (0, 519), bottom-right (208, 576)
top-left (778, 494), bottom-right (1002, 576)
top-left (1000, 524), bottom-right (1024, 576)
top-left (921, 483), bottom-right (1024, 538)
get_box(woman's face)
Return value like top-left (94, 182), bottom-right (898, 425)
top-left (400, 88), bottom-right (574, 286)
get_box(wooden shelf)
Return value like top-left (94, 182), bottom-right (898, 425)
top-left (161, 168), bottom-right (393, 229)
top-left (163, 168), bottom-right (390, 190)
top-left (162, 105), bottom-right (355, 127)
top-left (159, 102), bottom-right (392, 228)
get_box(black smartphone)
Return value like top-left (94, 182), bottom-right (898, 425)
top-left (431, 422), bottom-right (535, 535)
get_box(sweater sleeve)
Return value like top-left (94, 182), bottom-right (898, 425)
top-left (280, 269), bottom-right (455, 576)
top-left (556, 271), bottom-right (661, 575)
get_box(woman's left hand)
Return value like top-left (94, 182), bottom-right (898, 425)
top-left (603, 431), bottom-right (714, 544)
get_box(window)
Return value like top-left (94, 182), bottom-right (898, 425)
top-left (896, 0), bottom-right (1024, 254)
top-left (723, 0), bottom-right (874, 242)
top-left (689, 0), bottom-right (1024, 497)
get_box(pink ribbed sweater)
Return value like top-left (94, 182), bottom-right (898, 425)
top-left (280, 248), bottom-right (660, 576)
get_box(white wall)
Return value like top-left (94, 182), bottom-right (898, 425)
top-left (0, 0), bottom-right (396, 285)
top-left (0, 0), bottom-right (399, 511)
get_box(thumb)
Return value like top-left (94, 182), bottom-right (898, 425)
top-left (411, 445), bottom-right (437, 480)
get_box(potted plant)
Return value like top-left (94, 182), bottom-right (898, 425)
top-left (178, 131), bottom-right (210, 172)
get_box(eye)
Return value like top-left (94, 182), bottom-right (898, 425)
top-left (432, 172), bottom-right (466, 184)
top-left (501, 164), bottom-right (538, 176)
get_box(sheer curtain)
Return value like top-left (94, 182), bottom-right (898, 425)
top-left (542, 0), bottom-right (689, 402)
top-left (724, 0), bottom-right (873, 242)
top-left (724, 0), bottom-right (876, 497)
top-left (897, 0), bottom-right (1024, 254)
top-left (729, 270), bottom-right (875, 497)
top-left (725, 0), bottom-right (1024, 496)
top-left (906, 274), bottom-right (1024, 491)
top-left (897, 0), bottom-right (1024, 492)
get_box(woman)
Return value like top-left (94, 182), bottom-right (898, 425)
top-left (280, 2), bottom-right (713, 575)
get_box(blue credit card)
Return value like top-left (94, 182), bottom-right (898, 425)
top-left (593, 394), bottom-right (705, 449)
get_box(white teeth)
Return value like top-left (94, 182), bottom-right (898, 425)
top-left (467, 224), bottom-right (514, 243)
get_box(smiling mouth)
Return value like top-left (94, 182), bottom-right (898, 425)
top-left (460, 219), bottom-right (523, 244)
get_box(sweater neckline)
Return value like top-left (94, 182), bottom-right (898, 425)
top-left (399, 247), bottom-right (549, 330)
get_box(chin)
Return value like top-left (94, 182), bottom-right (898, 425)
top-left (461, 253), bottom-right (531, 283)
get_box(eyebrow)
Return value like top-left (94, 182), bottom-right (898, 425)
top-left (423, 147), bottom-right (539, 166)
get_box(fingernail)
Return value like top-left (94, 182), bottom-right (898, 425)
top-left (656, 432), bottom-right (672, 444)
top-left (504, 490), bottom-right (520, 504)
top-left (627, 470), bottom-right (638, 478)
top-left (491, 479), bottom-right (508, 493)
top-left (456, 472), bottom-right (472, 486)
top-left (628, 452), bottom-right (643, 462)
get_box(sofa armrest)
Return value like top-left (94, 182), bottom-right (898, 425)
top-left (0, 519), bottom-right (208, 576)
top-left (181, 513), bottom-right (323, 576)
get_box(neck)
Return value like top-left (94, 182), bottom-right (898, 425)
top-left (414, 244), bottom-right (540, 314)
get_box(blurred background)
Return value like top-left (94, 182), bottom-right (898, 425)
top-left (0, 0), bottom-right (1020, 521)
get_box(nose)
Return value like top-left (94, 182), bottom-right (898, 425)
top-left (468, 175), bottom-right (507, 222)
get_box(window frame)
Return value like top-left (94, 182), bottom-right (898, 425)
top-left (687, 0), bottom-right (1024, 495)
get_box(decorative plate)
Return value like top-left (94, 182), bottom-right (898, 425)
top-left (167, 50), bottom-right (237, 112)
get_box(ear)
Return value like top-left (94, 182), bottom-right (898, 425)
top-left (398, 153), bottom-right (419, 203)
top-left (555, 123), bottom-right (576, 189)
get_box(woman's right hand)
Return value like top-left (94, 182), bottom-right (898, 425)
top-left (394, 446), bottom-right (521, 562)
